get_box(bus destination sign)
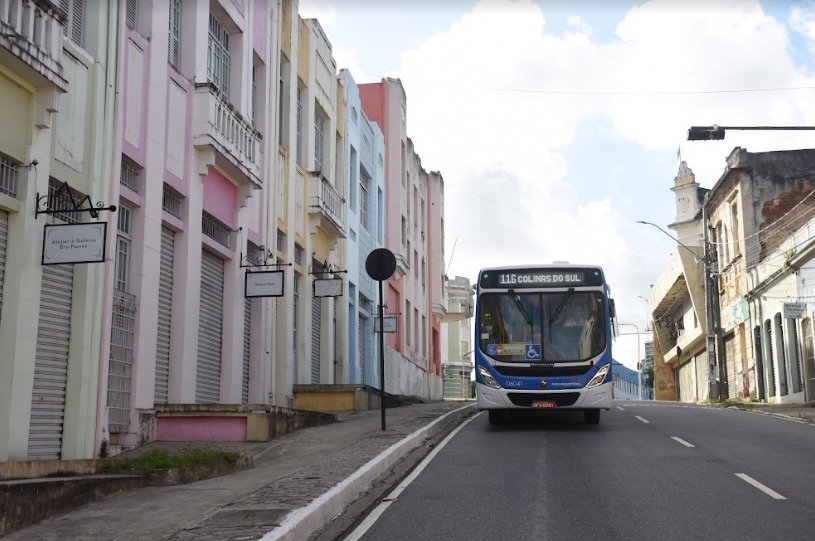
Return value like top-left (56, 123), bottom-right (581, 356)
top-left (480, 268), bottom-right (600, 288)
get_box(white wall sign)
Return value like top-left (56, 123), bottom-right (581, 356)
top-left (783, 302), bottom-right (807, 319)
top-left (314, 277), bottom-right (343, 297)
top-left (245, 270), bottom-right (284, 297)
top-left (42, 222), bottom-right (107, 265)
top-left (375, 316), bottom-right (397, 333)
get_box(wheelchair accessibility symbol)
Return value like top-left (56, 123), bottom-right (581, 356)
top-left (525, 344), bottom-right (541, 361)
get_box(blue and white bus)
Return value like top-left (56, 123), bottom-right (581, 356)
top-left (474, 264), bottom-right (616, 425)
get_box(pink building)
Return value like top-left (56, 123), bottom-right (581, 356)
top-left (359, 79), bottom-right (445, 399)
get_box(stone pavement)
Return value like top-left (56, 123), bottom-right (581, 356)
top-left (2, 401), bottom-right (477, 541)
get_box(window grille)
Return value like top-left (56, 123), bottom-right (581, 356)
top-left (115, 205), bottom-right (132, 292)
top-left (207, 13), bottom-right (230, 95)
top-left (246, 241), bottom-right (263, 266)
top-left (168, 0), bottom-right (182, 70)
top-left (108, 289), bottom-right (136, 433)
top-left (48, 178), bottom-right (84, 224)
top-left (162, 183), bottom-right (183, 218)
top-left (120, 155), bottom-right (140, 193)
top-left (202, 212), bottom-right (231, 248)
top-left (0, 153), bottom-right (18, 198)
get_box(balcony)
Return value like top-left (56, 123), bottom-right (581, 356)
top-left (308, 172), bottom-right (346, 238)
top-left (193, 83), bottom-right (262, 189)
top-left (0, 0), bottom-right (67, 92)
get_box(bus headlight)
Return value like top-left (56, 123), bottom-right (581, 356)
top-left (586, 364), bottom-right (610, 388)
top-left (478, 366), bottom-right (501, 389)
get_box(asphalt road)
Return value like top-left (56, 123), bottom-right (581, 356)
top-left (342, 401), bottom-right (815, 541)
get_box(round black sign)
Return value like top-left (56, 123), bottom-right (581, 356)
top-left (365, 248), bottom-right (397, 281)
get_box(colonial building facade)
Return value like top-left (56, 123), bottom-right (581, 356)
top-left (0, 0), bottom-right (447, 461)
top-left (648, 149), bottom-right (815, 405)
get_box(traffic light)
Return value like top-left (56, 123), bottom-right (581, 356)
top-left (687, 126), bottom-right (726, 140)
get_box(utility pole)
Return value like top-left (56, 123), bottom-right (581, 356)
top-left (702, 207), bottom-right (720, 400)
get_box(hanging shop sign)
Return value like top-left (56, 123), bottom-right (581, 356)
top-left (245, 270), bottom-right (285, 298)
top-left (314, 277), bottom-right (343, 297)
top-left (42, 222), bottom-right (107, 265)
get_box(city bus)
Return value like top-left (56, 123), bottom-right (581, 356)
top-left (474, 264), bottom-right (616, 425)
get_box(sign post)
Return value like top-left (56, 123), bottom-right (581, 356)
top-left (365, 248), bottom-right (396, 430)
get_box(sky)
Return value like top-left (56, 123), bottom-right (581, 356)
top-left (299, 0), bottom-right (815, 370)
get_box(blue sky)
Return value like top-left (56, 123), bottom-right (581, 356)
top-left (301, 0), bottom-right (815, 369)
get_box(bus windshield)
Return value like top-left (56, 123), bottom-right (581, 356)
top-left (478, 290), bottom-right (606, 362)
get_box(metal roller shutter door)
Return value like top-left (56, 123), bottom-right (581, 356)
top-left (725, 334), bottom-right (737, 399)
top-left (679, 360), bottom-right (694, 403)
top-left (0, 210), bottom-right (7, 312)
top-left (197, 250), bottom-right (224, 403)
top-left (358, 315), bottom-right (366, 384)
top-left (311, 295), bottom-right (321, 384)
top-left (154, 228), bottom-right (174, 404)
top-left (242, 297), bottom-right (250, 403)
top-left (28, 264), bottom-right (73, 460)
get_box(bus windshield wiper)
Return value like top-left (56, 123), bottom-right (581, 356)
top-left (508, 289), bottom-right (533, 326)
top-left (549, 287), bottom-right (575, 324)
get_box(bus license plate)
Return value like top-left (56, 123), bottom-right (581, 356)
top-left (532, 400), bottom-right (556, 409)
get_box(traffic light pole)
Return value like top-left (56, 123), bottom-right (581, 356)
top-left (688, 125), bottom-right (815, 140)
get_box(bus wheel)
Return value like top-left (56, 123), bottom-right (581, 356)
top-left (488, 410), bottom-right (504, 425)
top-left (584, 409), bottom-right (600, 425)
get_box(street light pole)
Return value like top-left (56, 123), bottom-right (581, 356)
top-left (637, 219), bottom-right (720, 400)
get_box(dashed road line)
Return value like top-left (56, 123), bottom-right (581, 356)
top-left (735, 473), bottom-right (786, 500)
top-left (635, 416), bottom-right (650, 424)
top-left (671, 436), bottom-right (694, 447)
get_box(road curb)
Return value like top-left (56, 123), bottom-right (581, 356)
top-left (259, 403), bottom-right (477, 541)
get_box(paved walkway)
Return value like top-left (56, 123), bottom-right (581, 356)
top-left (3, 401), bottom-right (477, 541)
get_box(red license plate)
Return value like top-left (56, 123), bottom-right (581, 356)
top-left (531, 400), bottom-right (556, 409)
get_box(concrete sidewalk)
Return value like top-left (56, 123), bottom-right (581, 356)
top-left (2, 401), bottom-right (477, 541)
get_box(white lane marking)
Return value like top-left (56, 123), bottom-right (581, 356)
top-left (671, 436), bottom-right (695, 448)
top-left (343, 413), bottom-right (478, 541)
top-left (735, 473), bottom-right (787, 500)
top-left (616, 406), bottom-right (626, 411)
top-left (635, 415), bottom-right (650, 424)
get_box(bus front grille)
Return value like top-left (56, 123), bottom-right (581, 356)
top-left (495, 365), bottom-right (592, 378)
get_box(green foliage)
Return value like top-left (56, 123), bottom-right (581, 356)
top-left (100, 446), bottom-right (241, 474)
top-left (701, 399), bottom-right (754, 410)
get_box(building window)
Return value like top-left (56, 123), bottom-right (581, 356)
top-left (202, 212), bottom-right (230, 248)
top-left (360, 167), bottom-right (370, 230)
top-left (115, 204), bottom-right (132, 292)
top-left (126, 0), bottom-right (138, 29)
top-left (48, 178), bottom-right (85, 224)
top-left (162, 183), bottom-right (183, 218)
top-left (0, 153), bottom-right (19, 198)
top-left (61, 0), bottom-right (84, 47)
top-left (168, 0), bottom-right (182, 70)
top-left (207, 12), bottom-right (230, 95)
top-left (251, 65), bottom-right (258, 127)
top-left (296, 85), bottom-right (303, 165)
top-left (120, 155), bottom-right (140, 193)
top-left (730, 199), bottom-right (741, 258)
top-left (314, 108), bottom-right (325, 172)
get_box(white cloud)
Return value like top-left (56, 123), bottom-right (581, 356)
top-left (305, 0), bottom-right (815, 368)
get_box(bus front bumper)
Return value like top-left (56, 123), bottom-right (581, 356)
top-left (476, 381), bottom-right (612, 410)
